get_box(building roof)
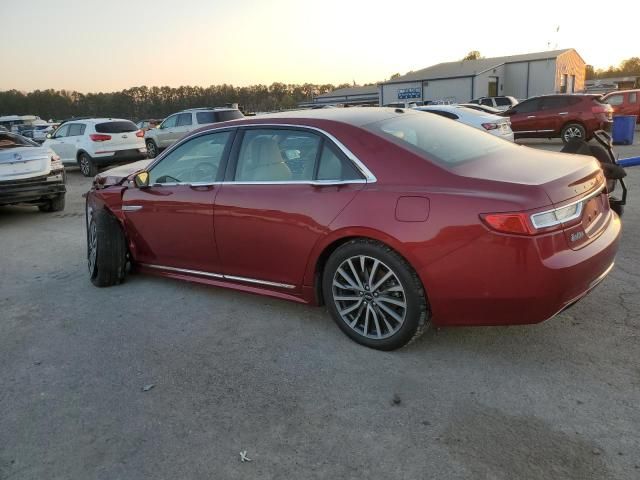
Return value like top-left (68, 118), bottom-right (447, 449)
top-left (315, 85), bottom-right (379, 99)
top-left (383, 49), bottom-right (577, 84)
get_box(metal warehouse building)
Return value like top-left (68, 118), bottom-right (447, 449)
top-left (380, 48), bottom-right (586, 105)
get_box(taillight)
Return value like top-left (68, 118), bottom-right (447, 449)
top-left (90, 133), bottom-right (111, 142)
top-left (135, 129), bottom-right (144, 138)
top-left (480, 213), bottom-right (535, 235)
top-left (482, 123), bottom-right (499, 130)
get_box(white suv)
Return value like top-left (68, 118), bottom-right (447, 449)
top-left (468, 96), bottom-right (519, 112)
top-left (144, 107), bottom-right (244, 158)
top-left (43, 118), bottom-right (147, 176)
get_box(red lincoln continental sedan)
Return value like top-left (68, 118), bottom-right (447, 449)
top-left (85, 108), bottom-right (621, 350)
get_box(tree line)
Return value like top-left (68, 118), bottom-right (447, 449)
top-left (586, 57), bottom-right (640, 80)
top-left (0, 82), bottom-right (357, 121)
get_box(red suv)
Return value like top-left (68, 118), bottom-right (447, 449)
top-left (602, 89), bottom-right (640, 122)
top-left (502, 94), bottom-right (613, 143)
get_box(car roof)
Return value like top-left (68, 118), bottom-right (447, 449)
top-left (64, 118), bottom-right (134, 124)
top-left (253, 107), bottom-right (412, 127)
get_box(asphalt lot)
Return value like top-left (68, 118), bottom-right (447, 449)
top-left (1, 139), bottom-right (639, 480)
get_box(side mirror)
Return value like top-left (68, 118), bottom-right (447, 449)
top-left (46, 133), bottom-right (53, 139)
top-left (134, 171), bottom-right (150, 188)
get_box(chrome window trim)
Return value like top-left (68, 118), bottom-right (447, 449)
top-left (145, 123), bottom-right (377, 184)
top-left (140, 263), bottom-right (295, 289)
top-left (530, 184), bottom-right (605, 229)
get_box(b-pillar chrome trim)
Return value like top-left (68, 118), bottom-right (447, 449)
top-left (140, 263), bottom-right (296, 289)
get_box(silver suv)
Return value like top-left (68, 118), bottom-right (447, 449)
top-left (144, 107), bottom-right (244, 158)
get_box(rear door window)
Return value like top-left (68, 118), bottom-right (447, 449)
top-left (480, 98), bottom-right (494, 106)
top-left (606, 94), bottom-right (624, 106)
top-left (495, 97), bottom-right (511, 107)
top-left (316, 143), bottom-right (362, 181)
top-left (513, 99), bottom-right (540, 113)
top-left (176, 113), bottom-right (193, 127)
top-left (234, 129), bottom-right (320, 182)
top-left (541, 97), bottom-right (569, 110)
top-left (95, 121), bottom-right (137, 133)
top-left (196, 112), bottom-right (216, 124)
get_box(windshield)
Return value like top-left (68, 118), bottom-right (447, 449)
top-left (0, 132), bottom-right (38, 149)
top-left (364, 112), bottom-right (514, 166)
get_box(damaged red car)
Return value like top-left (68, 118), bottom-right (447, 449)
top-left (85, 108), bottom-right (621, 350)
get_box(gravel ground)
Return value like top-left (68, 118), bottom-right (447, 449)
top-left (1, 140), bottom-right (639, 480)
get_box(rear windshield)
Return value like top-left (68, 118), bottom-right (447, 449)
top-left (0, 132), bottom-right (38, 149)
top-left (495, 97), bottom-right (512, 106)
top-left (95, 121), bottom-right (138, 133)
top-left (364, 112), bottom-right (513, 166)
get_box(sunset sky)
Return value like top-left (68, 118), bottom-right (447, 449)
top-left (1, 0), bottom-right (637, 93)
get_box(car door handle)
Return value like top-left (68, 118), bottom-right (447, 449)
top-left (122, 205), bottom-right (143, 211)
top-left (189, 184), bottom-right (215, 191)
top-left (558, 112), bottom-right (569, 115)
top-left (527, 115), bottom-right (536, 118)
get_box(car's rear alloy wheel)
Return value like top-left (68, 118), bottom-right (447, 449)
top-left (79, 153), bottom-right (98, 177)
top-left (88, 209), bottom-right (127, 287)
top-left (561, 124), bottom-right (586, 143)
top-left (323, 239), bottom-right (429, 350)
top-left (146, 140), bottom-right (158, 158)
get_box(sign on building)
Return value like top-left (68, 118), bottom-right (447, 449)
top-left (397, 87), bottom-right (421, 99)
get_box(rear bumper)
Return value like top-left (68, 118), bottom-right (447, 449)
top-left (0, 171), bottom-right (66, 206)
top-left (423, 211), bottom-right (621, 326)
top-left (92, 149), bottom-right (147, 165)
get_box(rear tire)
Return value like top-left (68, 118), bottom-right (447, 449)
top-left (79, 153), bottom-right (98, 177)
top-left (38, 193), bottom-right (65, 212)
top-left (561, 123), bottom-right (586, 144)
top-left (146, 139), bottom-right (158, 159)
top-left (322, 239), bottom-right (430, 351)
top-left (88, 209), bottom-right (127, 287)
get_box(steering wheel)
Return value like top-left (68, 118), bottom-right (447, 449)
top-left (191, 162), bottom-right (216, 181)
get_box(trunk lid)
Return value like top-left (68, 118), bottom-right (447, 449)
top-left (453, 145), bottom-right (602, 204)
top-left (453, 145), bottom-right (610, 249)
top-left (0, 146), bottom-right (51, 181)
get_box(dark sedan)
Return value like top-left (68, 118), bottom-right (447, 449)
top-left (85, 108), bottom-right (620, 350)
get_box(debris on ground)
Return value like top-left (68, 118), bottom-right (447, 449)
top-left (141, 384), bottom-right (155, 392)
top-left (240, 451), bottom-right (252, 462)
